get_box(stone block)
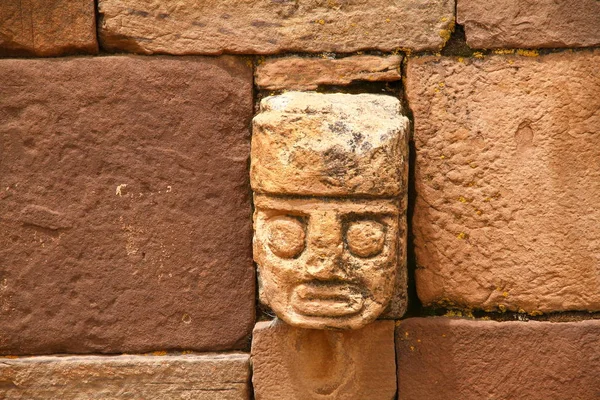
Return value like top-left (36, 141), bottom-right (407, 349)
top-left (98, 0), bottom-right (455, 54)
top-left (407, 50), bottom-right (600, 313)
top-left (0, 0), bottom-right (98, 56)
top-left (0, 353), bottom-right (250, 399)
top-left (0, 56), bottom-right (255, 354)
top-left (256, 55), bottom-right (402, 91)
top-left (396, 318), bottom-right (600, 400)
top-left (252, 319), bottom-right (397, 400)
top-left (252, 92), bottom-right (409, 198)
top-left (458, 0), bottom-right (600, 49)
top-left (251, 92), bottom-right (409, 329)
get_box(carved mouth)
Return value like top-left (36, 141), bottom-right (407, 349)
top-left (291, 283), bottom-right (364, 317)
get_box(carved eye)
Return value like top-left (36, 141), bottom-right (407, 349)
top-left (267, 216), bottom-right (306, 259)
top-left (346, 220), bottom-right (386, 258)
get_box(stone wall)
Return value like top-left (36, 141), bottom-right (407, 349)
top-left (1, 1), bottom-right (598, 399)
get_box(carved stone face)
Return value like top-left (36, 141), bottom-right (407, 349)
top-left (254, 194), bottom-right (399, 330)
top-left (251, 92), bottom-right (408, 329)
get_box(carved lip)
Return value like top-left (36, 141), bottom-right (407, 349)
top-left (291, 283), bottom-right (364, 317)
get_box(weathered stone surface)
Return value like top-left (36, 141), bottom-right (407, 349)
top-left (0, 353), bottom-right (250, 399)
top-left (397, 318), bottom-right (600, 400)
top-left (0, 56), bottom-right (255, 354)
top-left (252, 92), bottom-right (409, 329)
top-left (380, 263), bottom-right (408, 320)
top-left (252, 319), bottom-right (396, 400)
top-left (408, 51), bottom-right (600, 313)
top-left (254, 196), bottom-right (406, 329)
top-left (256, 55), bottom-right (402, 91)
top-left (0, 0), bottom-right (98, 56)
top-left (98, 0), bottom-right (455, 54)
top-left (458, 0), bottom-right (600, 49)
top-left (252, 92), bottom-right (409, 198)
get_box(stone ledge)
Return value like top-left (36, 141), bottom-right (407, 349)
top-left (256, 55), bottom-right (402, 91)
top-left (0, 353), bottom-right (250, 399)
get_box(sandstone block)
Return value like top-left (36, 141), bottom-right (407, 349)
top-left (252, 92), bottom-right (409, 198)
top-left (98, 0), bottom-right (454, 54)
top-left (458, 0), bottom-right (600, 49)
top-left (396, 318), bottom-right (600, 400)
top-left (0, 353), bottom-right (250, 399)
top-left (0, 56), bottom-right (255, 354)
top-left (408, 51), bottom-right (600, 313)
top-left (252, 319), bottom-right (397, 400)
top-left (254, 195), bottom-right (407, 329)
top-left (252, 92), bottom-right (409, 329)
top-left (0, 0), bottom-right (98, 56)
top-left (256, 55), bottom-right (402, 91)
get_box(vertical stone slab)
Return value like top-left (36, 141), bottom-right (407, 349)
top-left (251, 92), bottom-right (410, 329)
top-left (408, 50), bottom-right (600, 313)
top-left (0, 353), bottom-right (251, 399)
top-left (0, 0), bottom-right (98, 56)
top-left (252, 319), bottom-right (397, 400)
top-left (0, 56), bottom-right (255, 354)
top-left (396, 318), bottom-right (600, 400)
top-left (98, 0), bottom-right (455, 54)
top-left (458, 0), bottom-right (600, 49)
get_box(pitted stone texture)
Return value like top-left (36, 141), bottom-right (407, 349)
top-left (0, 56), bottom-right (255, 354)
top-left (396, 318), bottom-right (600, 400)
top-left (408, 51), bottom-right (600, 313)
top-left (0, 0), bottom-right (98, 56)
top-left (0, 353), bottom-right (250, 399)
top-left (256, 55), bottom-right (402, 91)
top-left (252, 92), bottom-right (409, 197)
top-left (252, 92), bottom-right (409, 328)
top-left (98, 0), bottom-right (454, 54)
top-left (252, 319), bottom-right (396, 400)
top-left (458, 0), bottom-right (600, 49)
top-left (254, 195), bottom-right (406, 330)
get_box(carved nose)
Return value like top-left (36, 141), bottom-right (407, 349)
top-left (306, 251), bottom-right (343, 280)
top-left (305, 212), bottom-right (343, 280)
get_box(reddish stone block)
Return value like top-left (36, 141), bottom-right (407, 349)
top-left (397, 318), bottom-right (600, 400)
top-left (98, 0), bottom-right (454, 54)
top-left (407, 50), bottom-right (600, 313)
top-left (0, 353), bottom-right (251, 399)
top-left (252, 319), bottom-right (397, 400)
top-left (0, 56), bottom-right (255, 354)
top-left (458, 0), bottom-right (600, 49)
top-left (255, 55), bottom-right (402, 91)
top-left (0, 0), bottom-right (98, 56)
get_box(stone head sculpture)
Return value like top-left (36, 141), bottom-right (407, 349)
top-left (251, 92), bottom-right (408, 330)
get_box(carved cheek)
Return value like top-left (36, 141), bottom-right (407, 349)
top-left (266, 216), bottom-right (306, 259)
top-left (345, 220), bottom-right (386, 258)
